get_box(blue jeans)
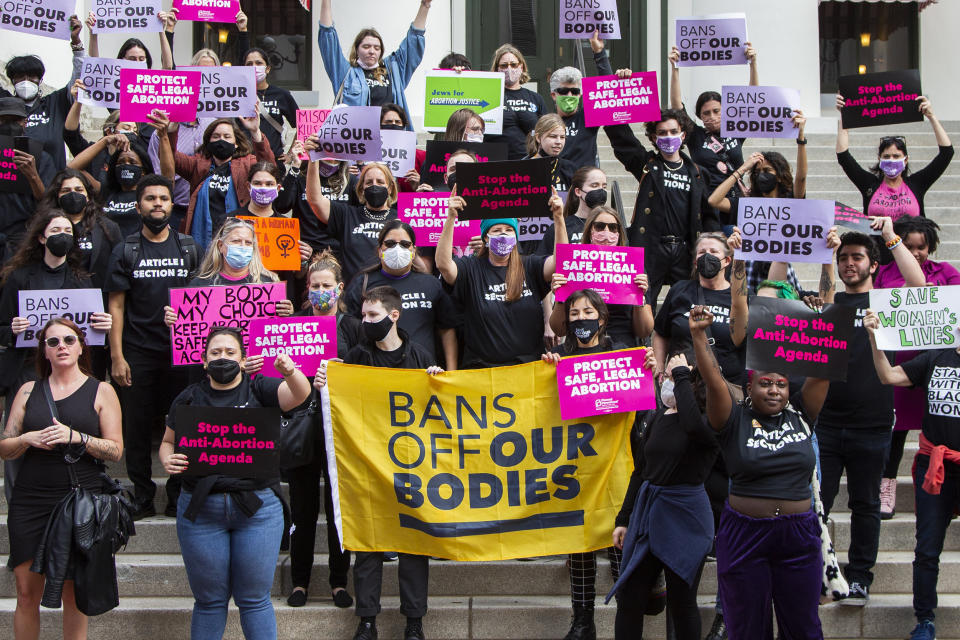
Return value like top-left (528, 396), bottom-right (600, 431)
top-left (177, 488), bottom-right (283, 640)
top-left (913, 455), bottom-right (960, 622)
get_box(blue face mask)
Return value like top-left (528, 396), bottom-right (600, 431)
top-left (309, 288), bottom-right (339, 311)
top-left (225, 244), bottom-right (254, 269)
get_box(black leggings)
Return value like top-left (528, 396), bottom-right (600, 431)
top-left (614, 552), bottom-right (704, 640)
top-left (569, 547), bottom-right (622, 606)
top-left (884, 429), bottom-right (909, 479)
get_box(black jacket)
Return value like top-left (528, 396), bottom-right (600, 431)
top-left (344, 327), bottom-right (434, 369)
top-left (606, 125), bottom-right (719, 248)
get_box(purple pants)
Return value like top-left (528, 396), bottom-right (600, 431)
top-left (717, 504), bottom-right (823, 640)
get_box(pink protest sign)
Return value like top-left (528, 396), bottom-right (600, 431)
top-left (119, 68), bottom-right (201, 123)
top-left (583, 73), bottom-right (660, 127)
top-left (556, 348), bottom-right (655, 421)
top-left (721, 86), bottom-right (800, 139)
top-left (0, 0), bottom-right (73, 40)
top-left (296, 109), bottom-right (331, 141)
top-left (397, 192), bottom-right (480, 247)
top-left (249, 316), bottom-right (336, 378)
top-left (559, 0), bottom-right (620, 39)
top-left (172, 0), bottom-right (239, 22)
top-left (555, 244), bottom-right (645, 306)
top-left (169, 282), bottom-right (287, 365)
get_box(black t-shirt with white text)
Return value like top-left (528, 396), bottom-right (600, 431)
top-left (901, 349), bottom-right (960, 451)
top-left (288, 173), bottom-right (359, 253)
top-left (364, 68), bottom-right (392, 107)
top-left (258, 84), bottom-right (299, 160)
top-left (207, 162), bottom-right (233, 230)
top-left (326, 202), bottom-right (398, 282)
top-left (535, 215), bottom-right (586, 256)
top-left (687, 125), bottom-right (745, 191)
top-left (659, 161), bottom-right (693, 237)
top-left (560, 108), bottom-right (598, 171)
top-left (102, 190), bottom-right (141, 238)
top-left (487, 87), bottom-right (544, 160)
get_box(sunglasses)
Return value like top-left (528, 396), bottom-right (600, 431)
top-left (591, 222), bottom-right (620, 233)
top-left (555, 87), bottom-right (581, 96)
top-left (880, 136), bottom-right (907, 146)
top-left (45, 335), bottom-right (78, 348)
top-left (498, 62), bottom-right (521, 69)
top-left (383, 239), bottom-right (413, 249)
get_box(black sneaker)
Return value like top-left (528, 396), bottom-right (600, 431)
top-left (704, 611), bottom-right (727, 640)
top-left (404, 618), bottom-right (425, 640)
top-left (164, 503), bottom-right (178, 518)
top-left (286, 588), bottom-right (307, 607)
top-left (840, 581), bottom-right (869, 606)
top-left (353, 620), bottom-right (377, 640)
top-left (131, 503), bottom-right (156, 521)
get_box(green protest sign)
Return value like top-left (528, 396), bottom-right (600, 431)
top-left (423, 70), bottom-right (505, 134)
top-left (869, 285), bottom-right (960, 351)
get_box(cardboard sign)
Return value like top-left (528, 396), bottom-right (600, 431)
top-left (396, 192), bottom-right (480, 247)
top-left (175, 406), bottom-right (279, 478)
top-left (16, 289), bottom-right (106, 348)
top-left (555, 244), bottom-right (645, 306)
top-left (675, 14), bottom-right (749, 67)
top-left (746, 297), bottom-right (855, 381)
top-left (297, 106), bottom-right (382, 163)
top-left (379, 129), bottom-right (417, 178)
top-left (423, 70), bottom-right (505, 134)
top-left (169, 282), bottom-right (287, 365)
top-left (118, 68), bottom-right (201, 123)
top-left (834, 201), bottom-right (880, 236)
top-left (583, 72), bottom-right (661, 128)
top-left (869, 285), bottom-right (960, 351)
top-left (180, 65), bottom-right (257, 118)
top-left (419, 140), bottom-right (508, 188)
top-left (556, 348), bottom-right (655, 420)
top-left (839, 70), bottom-right (923, 129)
top-left (559, 0), bottom-right (621, 39)
top-left (238, 216), bottom-right (301, 272)
top-left (172, 0), bottom-right (239, 22)
top-left (78, 57), bottom-right (148, 110)
top-left (456, 158), bottom-right (552, 220)
top-left (249, 315), bottom-right (337, 378)
top-left (91, 0), bottom-right (163, 33)
top-left (0, 0), bottom-right (73, 40)
top-left (0, 135), bottom-right (39, 194)
top-left (721, 86), bottom-right (800, 138)
top-left (735, 198), bottom-right (835, 264)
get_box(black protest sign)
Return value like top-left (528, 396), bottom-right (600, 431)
top-left (420, 140), bottom-right (509, 188)
top-left (839, 70), bottom-right (923, 129)
top-left (175, 406), bottom-right (280, 478)
top-left (834, 202), bottom-right (880, 235)
top-left (0, 135), bottom-right (41, 194)
top-left (456, 158), bottom-right (552, 220)
top-left (746, 297), bottom-right (855, 382)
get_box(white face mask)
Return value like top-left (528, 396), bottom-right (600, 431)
top-left (254, 66), bottom-right (267, 82)
top-left (381, 244), bottom-right (413, 270)
top-left (660, 378), bottom-right (677, 409)
top-left (465, 133), bottom-right (484, 143)
top-left (15, 80), bottom-right (38, 101)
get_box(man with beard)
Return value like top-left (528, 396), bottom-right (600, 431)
top-left (815, 219), bottom-right (925, 606)
top-left (105, 175), bottom-right (199, 518)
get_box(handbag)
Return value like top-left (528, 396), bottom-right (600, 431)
top-left (278, 394), bottom-right (318, 469)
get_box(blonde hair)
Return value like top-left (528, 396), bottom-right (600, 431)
top-left (490, 44), bottom-right (530, 85)
top-left (191, 48), bottom-right (220, 66)
top-left (526, 113), bottom-right (565, 157)
top-left (355, 163), bottom-right (399, 207)
top-left (195, 218), bottom-right (279, 283)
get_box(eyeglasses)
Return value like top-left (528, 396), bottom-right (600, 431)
top-left (383, 239), bottom-right (413, 249)
top-left (498, 62), bottom-right (521, 69)
top-left (591, 222), bottom-right (620, 233)
top-left (45, 335), bottom-right (78, 348)
top-left (555, 87), bottom-right (581, 96)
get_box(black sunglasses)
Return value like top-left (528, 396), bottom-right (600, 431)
top-left (555, 87), bottom-right (581, 96)
top-left (383, 239), bottom-right (413, 249)
top-left (591, 221), bottom-right (620, 233)
top-left (45, 335), bottom-right (78, 348)
top-left (880, 136), bottom-right (907, 147)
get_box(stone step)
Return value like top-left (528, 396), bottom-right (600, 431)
top-left (836, 475), bottom-right (916, 515)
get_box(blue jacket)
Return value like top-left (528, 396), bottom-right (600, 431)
top-left (317, 21), bottom-right (425, 127)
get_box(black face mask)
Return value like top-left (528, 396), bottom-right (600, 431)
top-left (207, 140), bottom-right (237, 161)
top-left (381, 123), bottom-right (405, 131)
top-left (364, 185), bottom-right (389, 209)
top-left (583, 188), bottom-right (608, 208)
top-left (142, 213), bottom-right (171, 234)
top-left (206, 358), bottom-right (242, 384)
top-left (362, 315), bottom-right (394, 342)
top-left (44, 233), bottom-right (74, 258)
top-left (58, 191), bottom-right (87, 215)
top-left (753, 171), bottom-right (778, 194)
top-left (569, 318), bottom-right (601, 342)
top-left (116, 164), bottom-right (143, 189)
top-left (696, 253), bottom-right (723, 279)
top-left (445, 171), bottom-right (457, 190)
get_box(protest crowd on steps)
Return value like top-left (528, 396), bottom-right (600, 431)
top-left (0, 2), bottom-right (958, 640)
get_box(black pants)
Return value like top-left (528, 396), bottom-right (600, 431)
top-left (913, 456), bottom-right (960, 621)
top-left (353, 552), bottom-right (428, 618)
top-left (614, 552), bottom-right (704, 640)
top-left (885, 429), bottom-right (909, 479)
top-left (816, 423), bottom-right (891, 587)
top-left (287, 447), bottom-right (351, 590)
top-left (114, 345), bottom-right (188, 509)
top-left (644, 240), bottom-right (692, 309)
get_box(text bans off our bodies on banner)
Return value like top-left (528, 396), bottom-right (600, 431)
top-left (322, 360), bottom-right (634, 561)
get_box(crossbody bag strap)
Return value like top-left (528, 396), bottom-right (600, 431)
top-left (259, 103), bottom-right (284, 134)
top-left (41, 379), bottom-right (80, 487)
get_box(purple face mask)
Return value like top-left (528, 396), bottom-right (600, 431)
top-left (318, 162), bottom-right (340, 177)
top-left (488, 234), bottom-right (517, 257)
top-left (879, 158), bottom-right (906, 178)
top-left (251, 186), bottom-right (279, 205)
top-left (655, 134), bottom-right (683, 155)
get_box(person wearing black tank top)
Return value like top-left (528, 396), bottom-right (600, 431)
top-left (1, 318), bottom-right (122, 640)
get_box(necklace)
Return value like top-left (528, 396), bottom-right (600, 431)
top-left (663, 158), bottom-right (684, 172)
top-left (364, 207), bottom-right (390, 221)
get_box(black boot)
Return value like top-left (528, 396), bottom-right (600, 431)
top-left (563, 604), bottom-right (596, 640)
top-left (704, 611), bottom-right (727, 640)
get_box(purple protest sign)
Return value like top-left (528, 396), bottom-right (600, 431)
top-left (721, 85), bottom-right (800, 139)
top-left (16, 289), bottom-right (106, 348)
top-left (79, 57), bottom-right (148, 110)
top-left (172, 0), bottom-right (239, 22)
top-left (676, 14), bottom-right (749, 67)
top-left (559, 0), bottom-right (620, 40)
top-left (555, 244), bottom-right (645, 306)
top-left (735, 198), bottom-right (835, 264)
top-left (92, 0), bottom-right (163, 33)
top-left (306, 106), bottom-right (382, 163)
top-left (0, 0), bottom-right (73, 39)
top-left (119, 68), bottom-right (201, 123)
top-left (397, 193), bottom-right (479, 247)
top-left (249, 316), bottom-right (336, 378)
top-left (556, 348), bottom-right (655, 421)
top-left (583, 73), bottom-right (661, 128)
top-left (181, 65), bottom-right (257, 118)
top-left (380, 129), bottom-right (417, 178)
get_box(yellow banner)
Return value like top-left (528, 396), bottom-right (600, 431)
top-left (323, 360), bottom-right (633, 561)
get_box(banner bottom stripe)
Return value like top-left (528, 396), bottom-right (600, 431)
top-left (398, 510), bottom-right (585, 537)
